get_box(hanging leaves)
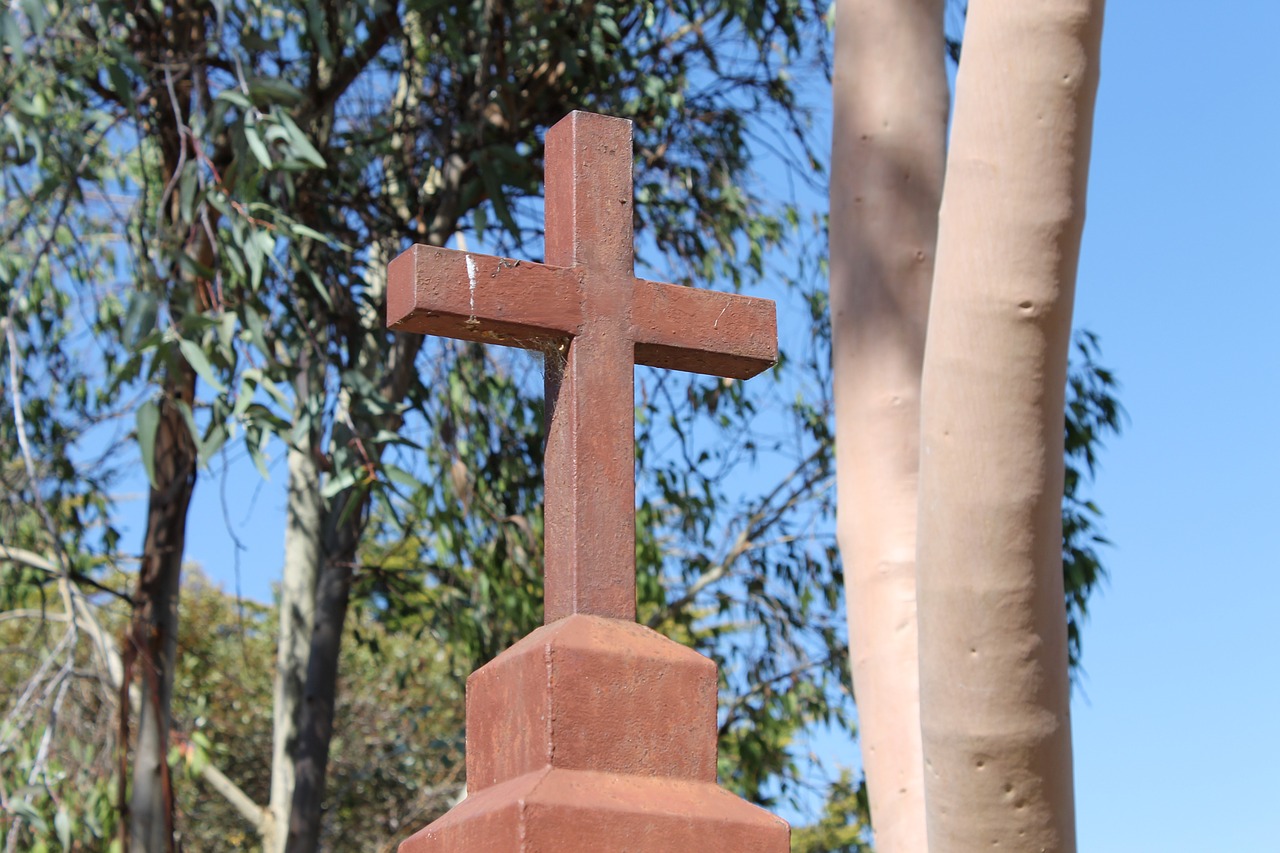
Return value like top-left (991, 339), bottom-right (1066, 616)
top-left (137, 399), bottom-right (160, 488)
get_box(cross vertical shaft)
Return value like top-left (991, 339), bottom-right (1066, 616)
top-left (387, 110), bottom-right (778, 627)
top-left (543, 112), bottom-right (637, 621)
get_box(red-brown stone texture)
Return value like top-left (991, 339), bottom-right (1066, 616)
top-left (399, 618), bottom-right (788, 852)
top-left (389, 111), bottom-right (786, 851)
top-left (400, 768), bottom-right (788, 853)
top-left (465, 615), bottom-right (719, 788)
top-left (387, 111), bottom-right (776, 624)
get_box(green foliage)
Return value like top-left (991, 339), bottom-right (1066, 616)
top-left (360, 343), bottom-right (548, 669)
top-left (0, 564), bottom-right (464, 851)
top-left (1063, 330), bottom-right (1126, 669)
top-left (165, 571), bottom-right (467, 851)
top-left (0, 0), bottom-right (1121, 849)
top-left (3, 0), bottom-right (849, 844)
top-left (790, 770), bottom-right (873, 853)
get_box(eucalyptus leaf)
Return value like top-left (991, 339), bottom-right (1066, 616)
top-left (177, 337), bottom-right (226, 393)
top-left (278, 112), bottom-right (326, 168)
top-left (176, 400), bottom-right (201, 451)
top-left (246, 77), bottom-right (304, 106)
top-left (54, 807), bottom-right (72, 851)
top-left (200, 422), bottom-right (228, 465)
top-left (242, 306), bottom-right (269, 358)
top-left (216, 89), bottom-right (252, 109)
top-left (258, 376), bottom-right (291, 410)
top-left (106, 61), bottom-right (135, 112)
top-left (244, 232), bottom-right (264, 290)
top-left (122, 291), bottom-right (158, 346)
top-left (217, 311), bottom-right (238, 349)
top-left (321, 468), bottom-right (358, 499)
top-left (137, 399), bottom-right (160, 488)
top-left (244, 124), bottom-right (272, 169)
top-left (475, 155), bottom-right (519, 237)
top-left (247, 435), bottom-right (271, 480)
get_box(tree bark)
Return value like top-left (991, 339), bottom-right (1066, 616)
top-left (125, 364), bottom-right (198, 853)
top-left (119, 1), bottom-right (211, 847)
top-left (283, 483), bottom-right (360, 853)
top-left (268, 413), bottom-right (323, 852)
top-left (915, 1), bottom-right (1104, 850)
top-left (830, 1), bottom-right (947, 849)
top-left (283, 237), bottom-right (429, 853)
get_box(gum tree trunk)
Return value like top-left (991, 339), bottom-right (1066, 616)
top-left (915, 1), bottom-right (1105, 850)
top-left (267, 405), bottom-right (323, 851)
top-left (126, 365), bottom-right (198, 853)
top-left (283, 237), bottom-right (430, 853)
top-left (121, 1), bottom-right (211, 845)
top-left (283, 481), bottom-right (361, 853)
top-left (829, 0), bottom-right (947, 849)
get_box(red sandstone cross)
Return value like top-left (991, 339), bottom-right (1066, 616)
top-left (387, 111), bottom-right (777, 623)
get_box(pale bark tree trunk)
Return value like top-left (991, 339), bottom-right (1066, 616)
top-left (283, 238), bottom-right (431, 853)
top-left (915, 1), bottom-right (1105, 850)
top-left (284, 479), bottom-right (361, 853)
top-left (830, 1), bottom-right (947, 849)
top-left (265, 26), bottom-right (348, 850)
top-left (273, 19), bottom-right (461, 831)
top-left (267, 412), bottom-right (323, 852)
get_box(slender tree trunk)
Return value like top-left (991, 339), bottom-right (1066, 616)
top-left (120, 1), bottom-right (222, 842)
top-left (284, 480), bottom-right (361, 853)
top-left (120, 1), bottom-right (211, 847)
top-left (282, 238), bottom-right (429, 853)
top-left (830, 1), bottom-right (947, 849)
top-left (125, 364), bottom-right (198, 853)
top-left (268, 401), bottom-right (323, 852)
top-left (915, 1), bottom-right (1104, 850)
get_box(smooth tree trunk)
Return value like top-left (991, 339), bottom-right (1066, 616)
top-left (283, 238), bottom-right (430, 853)
top-left (824, 0), bottom-right (947, 845)
top-left (125, 364), bottom-right (198, 853)
top-left (284, 483), bottom-right (361, 853)
top-left (268, 421), bottom-right (323, 851)
top-left (829, 0), bottom-right (947, 848)
top-left (121, 3), bottom-right (213, 847)
top-left (915, 1), bottom-right (1105, 850)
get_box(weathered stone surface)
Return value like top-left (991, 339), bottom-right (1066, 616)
top-left (389, 111), bottom-right (786, 852)
top-left (466, 614), bottom-right (718, 790)
top-left (400, 768), bottom-right (788, 853)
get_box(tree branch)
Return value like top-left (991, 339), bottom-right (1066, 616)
top-left (0, 545), bottom-right (269, 837)
top-left (0, 543), bottom-right (133, 604)
top-left (192, 754), bottom-right (272, 832)
top-left (301, 6), bottom-right (401, 125)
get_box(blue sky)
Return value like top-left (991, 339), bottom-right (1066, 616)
top-left (166, 1), bottom-right (1280, 848)
top-left (1069, 2), bottom-right (1279, 849)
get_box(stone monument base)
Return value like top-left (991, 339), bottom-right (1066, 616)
top-left (400, 767), bottom-right (787, 852)
top-left (398, 614), bottom-right (788, 852)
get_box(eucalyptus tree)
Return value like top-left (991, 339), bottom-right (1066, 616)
top-left (3, 0), bottom-right (848, 849)
top-left (829, 1), bottom-right (946, 848)
top-left (830, 0), bottom-right (1113, 850)
top-left (4, 0), bottom-right (1120, 849)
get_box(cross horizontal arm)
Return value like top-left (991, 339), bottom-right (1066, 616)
top-left (388, 245), bottom-right (778, 379)
top-left (632, 280), bottom-right (777, 379)
top-left (387, 244), bottom-right (581, 348)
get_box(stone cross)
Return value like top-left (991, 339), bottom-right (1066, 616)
top-left (389, 111), bottom-right (788, 852)
top-left (387, 110), bottom-right (776, 623)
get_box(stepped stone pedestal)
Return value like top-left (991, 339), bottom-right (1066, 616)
top-left (399, 615), bottom-right (788, 852)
